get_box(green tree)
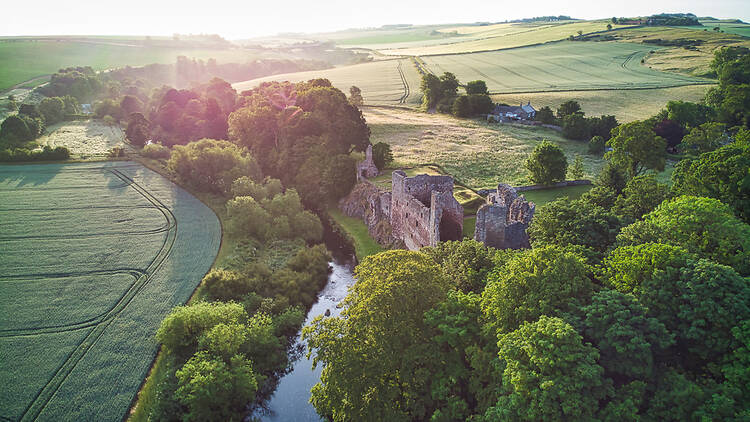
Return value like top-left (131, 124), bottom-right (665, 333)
top-left (371, 142), bottom-right (393, 170)
top-left (467, 94), bottom-right (494, 115)
top-left (481, 245), bottom-right (595, 334)
top-left (303, 250), bottom-right (450, 421)
top-left (524, 140), bottom-right (568, 185)
top-left (556, 100), bottom-right (582, 119)
top-left (617, 196), bottom-right (750, 275)
top-left (672, 139), bottom-right (750, 223)
top-left (535, 106), bottom-right (556, 124)
top-left (562, 113), bottom-right (591, 140)
top-left (439, 72), bottom-right (460, 99)
top-left (568, 154), bottom-right (584, 179)
top-left (528, 197), bottom-right (622, 252)
top-left (606, 120), bottom-right (667, 177)
top-left (168, 139), bottom-right (261, 195)
top-left (201, 269), bottom-right (255, 302)
top-left (0, 115), bottom-right (33, 145)
top-left (665, 100), bottom-right (714, 129)
top-left (613, 174), bottom-right (670, 221)
top-left (175, 352), bottom-right (257, 422)
top-left (483, 316), bottom-right (611, 421)
top-left (603, 244), bottom-right (750, 364)
top-left (575, 289), bottom-right (673, 380)
top-left (126, 112), bottom-right (150, 147)
top-left (465, 80), bottom-right (489, 95)
top-left (452, 95), bottom-right (472, 117)
top-left (420, 73), bottom-right (443, 109)
top-left (423, 239), bottom-right (511, 293)
top-left (38, 97), bottom-right (66, 125)
top-left (588, 135), bottom-right (606, 154)
top-left (156, 301), bottom-right (248, 359)
top-left (348, 86), bottom-right (363, 107)
top-left (678, 122), bottom-right (727, 155)
top-left (597, 161), bottom-right (629, 194)
top-left (120, 95), bottom-right (143, 116)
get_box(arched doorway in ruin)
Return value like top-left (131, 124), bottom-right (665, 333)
top-left (439, 214), bottom-right (462, 242)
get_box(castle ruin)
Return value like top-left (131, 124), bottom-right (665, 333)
top-left (473, 184), bottom-right (535, 249)
top-left (390, 171), bottom-right (464, 250)
top-left (339, 166), bottom-right (534, 251)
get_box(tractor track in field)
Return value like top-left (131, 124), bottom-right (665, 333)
top-left (13, 167), bottom-right (178, 422)
top-left (396, 60), bottom-right (410, 104)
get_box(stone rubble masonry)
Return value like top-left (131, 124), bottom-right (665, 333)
top-left (339, 172), bottom-right (534, 252)
top-left (391, 170), bottom-right (464, 250)
top-left (356, 145), bottom-right (380, 181)
top-left (474, 183), bottom-right (535, 249)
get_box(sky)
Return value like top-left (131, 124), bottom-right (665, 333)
top-left (3, 0), bottom-right (749, 39)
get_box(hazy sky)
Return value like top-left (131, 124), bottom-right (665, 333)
top-left (3, 0), bottom-right (749, 39)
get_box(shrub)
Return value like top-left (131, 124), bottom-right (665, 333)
top-left (588, 135), bottom-right (606, 155)
top-left (524, 140), bottom-right (567, 185)
top-left (371, 142), bottom-right (393, 170)
top-left (142, 143), bottom-right (170, 160)
top-left (202, 269), bottom-right (256, 302)
top-left (156, 301), bottom-right (248, 358)
top-left (168, 139), bottom-right (261, 195)
top-left (175, 352), bottom-right (257, 422)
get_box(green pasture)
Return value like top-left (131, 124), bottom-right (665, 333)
top-left (0, 162), bottom-right (220, 421)
top-left (328, 208), bottom-right (384, 259)
top-left (0, 40), bottom-right (259, 91)
top-left (233, 58), bottom-right (423, 106)
top-left (688, 22), bottom-right (750, 37)
top-left (422, 41), bottom-right (713, 94)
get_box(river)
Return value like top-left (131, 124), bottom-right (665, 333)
top-left (254, 224), bottom-right (357, 421)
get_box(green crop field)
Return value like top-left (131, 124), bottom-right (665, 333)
top-left (421, 41), bottom-right (713, 93)
top-left (0, 161), bottom-right (221, 421)
top-left (378, 21), bottom-right (633, 56)
top-left (233, 58), bottom-right (423, 106)
top-left (0, 40), bottom-right (260, 91)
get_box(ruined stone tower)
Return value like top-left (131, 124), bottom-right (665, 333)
top-left (474, 183), bottom-right (534, 249)
top-left (356, 145), bottom-right (379, 181)
top-left (391, 170), bottom-right (464, 250)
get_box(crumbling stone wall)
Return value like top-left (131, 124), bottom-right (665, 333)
top-left (391, 170), bottom-right (463, 250)
top-left (339, 169), bottom-right (464, 251)
top-left (474, 183), bottom-right (535, 249)
top-left (338, 180), bottom-right (394, 245)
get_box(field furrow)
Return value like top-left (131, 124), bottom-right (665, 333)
top-left (0, 162), bottom-right (221, 422)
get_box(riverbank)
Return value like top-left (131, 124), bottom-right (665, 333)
top-left (327, 208), bottom-right (384, 260)
top-left (128, 157), bottom-right (337, 421)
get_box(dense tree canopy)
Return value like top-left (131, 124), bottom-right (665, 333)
top-left (672, 137), bottom-right (750, 223)
top-left (304, 250), bottom-right (450, 421)
top-left (228, 79), bottom-right (367, 205)
top-left (617, 196), bottom-right (750, 275)
top-left (482, 246), bottom-right (595, 334)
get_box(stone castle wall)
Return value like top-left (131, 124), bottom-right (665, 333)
top-left (474, 183), bottom-right (534, 249)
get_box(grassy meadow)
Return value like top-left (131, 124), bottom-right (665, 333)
top-left (233, 58), bottom-right (423, 105)
top-left (0, 39), bottom-right (260, 91)
top-left (421, 41), bottom-right (713, 93)
top-left (37, 120), bottom-right (133, 158)
top-left (493, 84), bottom-right (710, 123)
top-left (364, 107), bottom-right (674, 189)
top-left (0, 162), bottom-right (220, 421)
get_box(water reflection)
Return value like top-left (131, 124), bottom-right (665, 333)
top-left (254, 256), bottom-right (356, 421)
